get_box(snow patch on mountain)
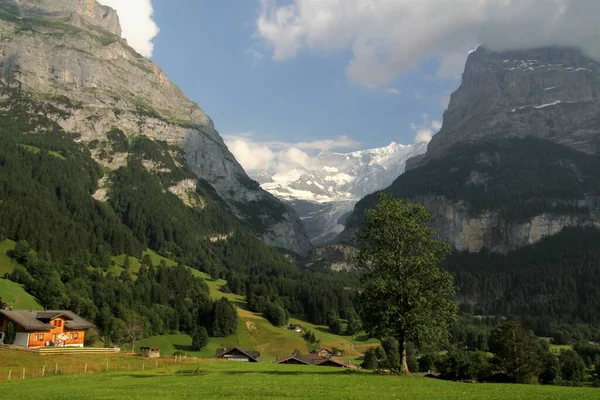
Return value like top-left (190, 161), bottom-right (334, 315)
top-left (251, 141), bottom-right (428, 244)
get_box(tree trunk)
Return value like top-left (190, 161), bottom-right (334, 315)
top-left (399, 340), bottom-right (410, 375)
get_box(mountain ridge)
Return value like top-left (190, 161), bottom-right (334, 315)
top-left (252, 141), bottom-right (427, 244)
top-left (0, 0), bottom-right (311, 254)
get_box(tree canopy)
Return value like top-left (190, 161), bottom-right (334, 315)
top-left (356, 194), bottom-right (457, 373)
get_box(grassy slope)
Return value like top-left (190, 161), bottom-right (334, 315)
top-left (0, 279), bottom-right (42, 310)
top-left (1, 362), bottom-right (597, 400)
top-left (0, 239), bottom-right (16, 275)
top-left (0, 240), bottom-right (41, 310)
top-left (138, 270), bottom-right (376, 361)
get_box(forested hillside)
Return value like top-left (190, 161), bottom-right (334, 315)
top-left (0, 83), bottom-right (359, 343)
top-left (447, 227), bottom-right (600, 329)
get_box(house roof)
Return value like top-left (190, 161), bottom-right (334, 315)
top-left (277, 354), bottom-right (358, 369)
top-left (276, 354), bottom-right (319, 365)
top-left (0, 310), bottom-right (95, 331)
top-left (316, 357), bottom-right (359, 369)
top-left (215, 347), bottom-right (260, 361)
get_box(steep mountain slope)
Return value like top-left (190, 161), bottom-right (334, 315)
top-left (0, 0), bottom-right (311, 254)
top-left (342, 46), bottom-right (600, 252)
top-left (408, 46), bottom-right (600, 170)
top-left (253, 142), bottom-right (427, 243)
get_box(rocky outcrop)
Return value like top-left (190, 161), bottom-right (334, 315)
top-left (16, 0), bottom-right (121, 36)
top-left (0, 0), bottom-right (311, 254)
top-left (306, 244), bottom-right (357, 272)
top-left (408, 46), bottom-right (600, 170)
top-left (420, 195), bottom-right (600, 253)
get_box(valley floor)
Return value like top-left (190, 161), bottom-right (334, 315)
top-left (1, 361), bottom-right (597, 400)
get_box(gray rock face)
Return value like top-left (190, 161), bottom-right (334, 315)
top-left (420, 195), bottom-right (600, 253)
top-left (16, 0), bottom-right (121, 36)
top-left (0, 0), bottom-right (311, 254)
top-left (305, 244), bottom-right (357, 272)
top-left (408, 46), bottom-right (600, 170)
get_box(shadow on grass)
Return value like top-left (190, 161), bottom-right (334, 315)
top-left (219, 369), bottom-right (358, 376)
top-left (173, 344), bottom-right (194, 352)
top-left (315, 327), bottom-right (332, 335)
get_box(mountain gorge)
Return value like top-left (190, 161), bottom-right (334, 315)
top-left (0, 0), bottom-right (311, 255)
top-left (252, 141), bottom-right (427, 244)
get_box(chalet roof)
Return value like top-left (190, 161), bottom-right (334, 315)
top-left (215, 347), bottom-right (260, 361)
top-left (277, 354), bottom-right (358, 369)
top-left (276, 354), bottom-right (318, 365)
top-left (0, 310), bottom-right (95, 331)
top-left (316, 357), bottom-right (359, 369)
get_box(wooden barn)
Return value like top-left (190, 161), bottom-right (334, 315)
top-left (277, 353), bottom-right (358, 369)
top-left (215, 347), bottom-right (260, 362)
top-left (0, 309), bottom-right (95, 348)
top-left (276, 354), bottom-right (318, 366)
top-left (140, 347), bottom-right (160, 358)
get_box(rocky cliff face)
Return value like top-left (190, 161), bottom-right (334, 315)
top-left (305, 244), bottom-right (357, 272)
top-left (420, 195), bottom-right (600, 253)
top-left (343, 46), bottom-right (600, 253)
top-left (408, 46), bottom-right (600, 170)
top-left (0, 0), bottom-right (311, 254)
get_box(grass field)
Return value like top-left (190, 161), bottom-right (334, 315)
top-left (0, 239), bottom-right (16, 275)
top-left (1, 361), bottom-right (597, 400)
top-left (0, 278), bottom-right (41, 310)
top-left (0, 348), bottom-right (150, 378)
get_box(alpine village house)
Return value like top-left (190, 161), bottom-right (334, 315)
top-left (0, 309), bottom-right (95, 348)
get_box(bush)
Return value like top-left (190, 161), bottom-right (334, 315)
top-left (437, 350), bottom-right (490, 381)
top-left (262, 302), bottom-right (288, 327)
top-left (192, 326), bottom-right (209, 351)
top-left (362, 348), bottom-right (379, 370)
top-left (559, 350), bottom-right (586, 383)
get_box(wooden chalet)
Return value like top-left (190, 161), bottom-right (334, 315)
top-left (312, 348), bottom-right (333, 359)
top-left (140, 347), bottom-right (160, 358)
top-left (277, 354), bottom-right (320, 366)
top-left (277, 353), bottom-right (358, 369)
top-left (0, 310), bottom-right (95, 348)
top-left (215, 347), bottom-right (260, 362)
top-left (317, 357), bottom-right (358, 369)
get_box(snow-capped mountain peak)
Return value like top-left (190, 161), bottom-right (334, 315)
top-left (250, 140), bottom-right (428, 244)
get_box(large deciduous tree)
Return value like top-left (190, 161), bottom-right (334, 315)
top-left (356, 194), bottom-right (457, 374)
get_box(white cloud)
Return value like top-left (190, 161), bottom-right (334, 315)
top-left (256, 0), bottom-right (600, 86)
top-left (385, 87), bottom-right (401, 95)
top-left (98, 0), bottom-right (159, 57)
top-left (412, 114), bottom-right (442, 144)
top-left (226, 136), bottom-right (275, 171)
top-left (224, 133), bottom-right (360, 172)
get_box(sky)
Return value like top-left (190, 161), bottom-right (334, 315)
top-left (98, 0), bottom-right (600, 173)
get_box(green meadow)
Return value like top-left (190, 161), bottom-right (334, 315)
top-left (1, 361), bottom-right (597, 400)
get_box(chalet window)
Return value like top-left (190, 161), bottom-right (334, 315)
top-left (70, 332), bottom-right (78, 339)
top-left (34, 334), bottom-right (45, 341)
top-left (57, 320), bottom-right (62, 327)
